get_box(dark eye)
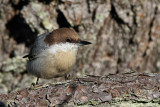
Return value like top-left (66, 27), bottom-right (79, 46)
top-left (66, 38), bottom-right (71, 42)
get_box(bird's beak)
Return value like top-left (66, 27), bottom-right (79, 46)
top-left (79, 40), bottom-right (92, 46)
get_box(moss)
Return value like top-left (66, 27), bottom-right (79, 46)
top-left (42, 18), bottom-right (53, 30)
top-left (110, 101), bottom-right (160, 107)
top-left (87, 100), bottom-right (100, 106)
top-left (1, 56), bottom-right (27, 73)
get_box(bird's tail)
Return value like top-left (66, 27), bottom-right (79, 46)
top-left (23, 55), bottom-right (29, 58)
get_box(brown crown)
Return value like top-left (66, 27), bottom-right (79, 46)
top-left (44, 28), bottom-right (81, 46)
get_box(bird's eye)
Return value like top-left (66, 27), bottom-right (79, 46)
top-left (66, 38), bottom-right (71, 42)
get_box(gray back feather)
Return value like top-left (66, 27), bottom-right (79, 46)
top-left (28, 32), bottom-right (50, 60)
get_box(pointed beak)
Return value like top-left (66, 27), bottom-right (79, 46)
top-left (79, 40), bottom-right (92, 46)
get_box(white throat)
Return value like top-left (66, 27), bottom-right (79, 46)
top-left (47, 42), bottom-right (79, 54)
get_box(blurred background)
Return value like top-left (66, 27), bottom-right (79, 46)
top-left (0, 0), bottom-right (160, 94)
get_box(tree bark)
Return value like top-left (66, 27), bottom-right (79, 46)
top-left (0, 72), bottom-right (160, 106)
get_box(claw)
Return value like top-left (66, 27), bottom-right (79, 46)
top-left (29, 83), bottom-right (49, 90)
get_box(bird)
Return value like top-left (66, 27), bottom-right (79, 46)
top-left (23, 28), bottom-right (91, 85)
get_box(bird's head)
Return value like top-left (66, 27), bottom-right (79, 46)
top-left (44, 28), bottom-right (91, 53)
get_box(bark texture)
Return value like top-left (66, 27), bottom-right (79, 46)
top-left (0, 73), bottom-right (160, 106)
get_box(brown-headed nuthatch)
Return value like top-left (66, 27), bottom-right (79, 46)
top-left (23, 28), bottom-right (91, 85)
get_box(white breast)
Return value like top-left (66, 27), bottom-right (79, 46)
top-left (27, 42), bottom-right (79, 79)
top-left (47, 42), bottom-right (79, 54)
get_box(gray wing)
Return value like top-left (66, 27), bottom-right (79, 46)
top-left (23, 32), bottom-right (50, 60)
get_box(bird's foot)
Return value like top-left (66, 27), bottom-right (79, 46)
top-left (29, 83), bottom-right (49, 90)
top-left (65, 73), bottom-right (72, 80)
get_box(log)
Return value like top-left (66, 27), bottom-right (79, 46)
top-left (0, 72), bottom-right (160, 106)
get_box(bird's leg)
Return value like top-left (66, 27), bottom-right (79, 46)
top-left (55, 73), bottom-right (72, 85)
top-left (65, 73), bottom-right (71, 80)
top-left (32, 77), bottom-right (39, 86)
top-left (36, 77), bottom-right (39, 85)
top-left (30, 77), bottom-right (46, 90)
